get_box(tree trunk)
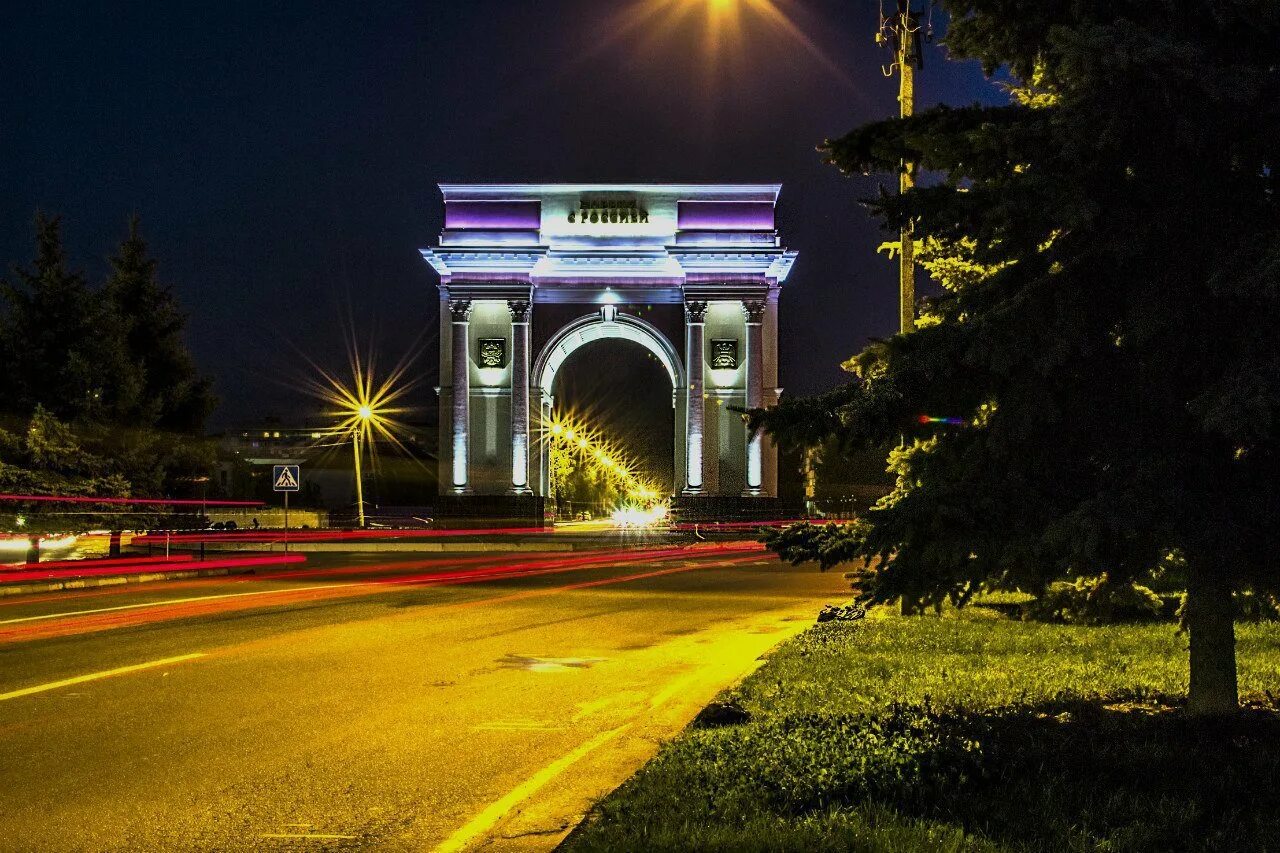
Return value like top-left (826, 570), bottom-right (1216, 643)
top-left (1185, 560), bottom-right (1238, 715)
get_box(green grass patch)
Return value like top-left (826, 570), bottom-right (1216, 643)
top-left (563, 609), bottom-right (1280, 852)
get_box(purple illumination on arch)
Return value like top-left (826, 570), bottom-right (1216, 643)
top-left (445, 201), bottom-right (542, 230)
top-left (678, 201), bottom-right (775, 231)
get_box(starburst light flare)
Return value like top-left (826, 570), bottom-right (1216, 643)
top-left (297, 335), bottom-right (424, 527)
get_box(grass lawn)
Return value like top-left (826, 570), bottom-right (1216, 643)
top-left (562, 606), bottom-right (1280, 852)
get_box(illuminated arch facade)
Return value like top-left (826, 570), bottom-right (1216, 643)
top-left (422, 183), bottom-right (797, 518)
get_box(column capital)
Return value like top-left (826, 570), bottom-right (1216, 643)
top-left (742, 299), bottom-right (766, 324)
top-left (685, 300), bottom-right (708, 323)
top-left (507, 299), bottom-right (531, 323)
top-left (449, 299), bottom-right (473, 322)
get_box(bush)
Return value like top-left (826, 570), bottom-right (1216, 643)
top-left (1024, 575), bottom-right (1164, 625)
top-left (1234, 590), bottom-right (1280, 622)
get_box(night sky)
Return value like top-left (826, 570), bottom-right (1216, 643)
top-left (1, 1), bottom-right (1002, 434)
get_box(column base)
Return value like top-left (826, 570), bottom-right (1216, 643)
top-left (510, 486), bottom-right (533, 496)
top-left (681, 486), bottom-right (704, 496)
top-left (741, 487), bottom-right (763, 498)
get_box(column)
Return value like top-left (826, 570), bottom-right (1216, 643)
top-left (450, 299), bottom-right (472, 493)
top-left (539, 395), bottom-right (552, 497)
top-left (743, 299), bottom-right (765, 496)
top-left (508, 299), bottom-right (532, 494)
top-left (683, 300), bottom-right (707, 494)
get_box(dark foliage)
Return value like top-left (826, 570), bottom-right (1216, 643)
top-left (101, 216), bottom-right (215, 433)
top-left (1023, 575), bottom-right (1164, 625)
top-left (0, 214), bottom-right (110, 422)
top-left (0, 215), bottom-right (216, 508)
top-left (754, 0), bottom-right (1280, 712)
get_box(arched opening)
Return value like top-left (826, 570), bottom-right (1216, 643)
top-left (535, 313), bottom-right (682, 397)
top-left (533, 313), bottom-right (685, 512)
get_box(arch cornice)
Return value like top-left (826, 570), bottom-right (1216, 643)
top-left (532, 312), bottom-right (685, 398)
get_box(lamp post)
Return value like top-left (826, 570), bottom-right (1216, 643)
top-left (353, 404), bottom-right (371, 528)
top-left (303, 344), bottom-right (418, 532)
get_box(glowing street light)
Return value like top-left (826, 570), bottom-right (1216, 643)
top-left (542, 412), bottom-right (663, 505)
top-left (301, 342), bottom-right (421, 529)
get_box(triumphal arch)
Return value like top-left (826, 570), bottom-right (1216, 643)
top-left (421, 183), bottom-right (797, 524)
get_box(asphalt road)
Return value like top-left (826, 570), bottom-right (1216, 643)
top-left (0, 543), bottom-right (847, 852)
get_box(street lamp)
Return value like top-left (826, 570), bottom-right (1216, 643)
top-left (543, 413), bottom-right (663, 506)
top-left (305, 351), bottom-right (418, 530)
top-left (352, 406), bottom-right (373, 528)
top-left (296, 335), bottom-right (426, 531)
top-left (337, 389), bottom-right (391, 529)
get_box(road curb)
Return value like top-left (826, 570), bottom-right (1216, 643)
top-left (0, 565), bottom-right (256, 598)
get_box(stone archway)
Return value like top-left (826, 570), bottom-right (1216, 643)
top-left (531, 312), bottom-right (686, 497)
top-left (423, 183), bottom-right (795, 525)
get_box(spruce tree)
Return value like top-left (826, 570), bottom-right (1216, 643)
top-left (0, 213), bottom-right (111, 422)
top-left (102, 216), bottom-right (215, 433)
top-left (755, 0), bottom-right (1280, 714)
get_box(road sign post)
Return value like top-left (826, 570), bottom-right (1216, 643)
top-left (273, 465), bottom-right (301, 553)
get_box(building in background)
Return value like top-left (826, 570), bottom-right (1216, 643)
top-left (215, 418), bottom-right (438, 525)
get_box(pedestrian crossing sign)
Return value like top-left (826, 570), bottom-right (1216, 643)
top-left (272, 465), bottom-right (301, 492)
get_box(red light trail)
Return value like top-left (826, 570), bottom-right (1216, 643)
top-left (130, 526), bottom-right (563, 545)
top-left (0, 544), bottom-right (762, 644)
top-left (132, 519), bottom-right (835, 545)
top-left (0, 494), bottom-right (264, 507)
top-left (0, 553), bottom-right (304, 584)
top-left (1, 554), bottom-right (195, 573)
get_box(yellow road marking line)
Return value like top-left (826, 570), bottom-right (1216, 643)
top-left (431, 724), bottom-right (631, 853)
top-left (473, 721), bottom-right (562, 732)
top-left (648, 671), bottom-right (702, 710)
top-left (571, 694), bottom-right (623, 722)
top-left (0, 583), bottom-right (358, 625)
top-left (0, 653), bottom-right (205, 702)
